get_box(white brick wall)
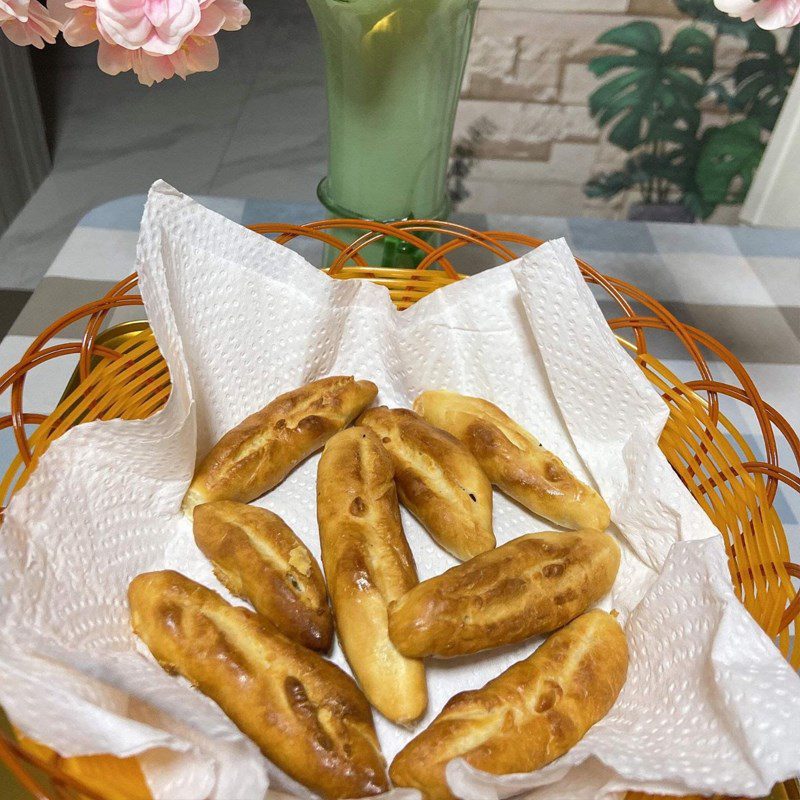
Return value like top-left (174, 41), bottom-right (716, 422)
top-left (480, 0), bottom-right (630, 13)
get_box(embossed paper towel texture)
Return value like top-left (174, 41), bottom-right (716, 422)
top-left (0, 183), bottom-right (798, 800)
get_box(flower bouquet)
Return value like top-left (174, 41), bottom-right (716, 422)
top-left (0, 0), bottom-right (250, 85)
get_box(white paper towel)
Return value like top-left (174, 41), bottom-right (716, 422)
top-left (0, 181), bottom-right (798, 800)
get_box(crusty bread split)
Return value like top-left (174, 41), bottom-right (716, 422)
top-left (413, 390), bottom-right (610, 531)
top-left (358, 406), bottom-right (494, 560)
top-left (317, 427), bottom-right (427, 725)
top-left (128, 570), bottom-right (389, 798)
top-left (390, 609), bottom-right (628, 800)
top-left (193, 501), bottom-right (332, 651)
top-left (183, 376), bottom-right (378, 517)
top-left (389, 530), bottom-right (620, 658)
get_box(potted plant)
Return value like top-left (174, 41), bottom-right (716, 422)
top-left (0, 1), bottom-right (252, 83)
top-left (585, 3), bottom-right (797, 222)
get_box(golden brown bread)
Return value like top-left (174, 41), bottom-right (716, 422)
top-left (316, 427), bottom-right (427, 725)
top-left (358, 406), bottom-right (494, 560)
top-left (388, 530), bottom-right (620, 658)
top-left (128, 570), bottom-right (388, 798)
top-left (413, 390), bottom-right (610, 531)
top-left (390, 609), bottom-right (628, 800)
top-left (182, 376), bottom-right (378, 517)
top-left (193, 501), bottom-right (333, 651)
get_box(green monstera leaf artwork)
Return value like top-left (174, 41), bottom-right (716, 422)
top-left (588, 22), bottom-right (713, 152)
top-left (583, 0), bottom-right (798, 221)
top-left (695, 119), bottom-right (765, 205)
top-left (735, 28), bottom-right (799, 131)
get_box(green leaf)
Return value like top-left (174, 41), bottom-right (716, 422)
top-left (597, 21), bottom-right (662, 55)
top-left (588, 53), bottom-right (651, 77)
top-left (735, 73), bottom-right (771, 105)
top-left (588, 68), bottom-right (663, 151)
top-left (652, 97), bottom-right (701, 134)
top-left (668, 27), bottom-right (714, 80)
top-left (735, 57), bottom-right (771, 83)
top-left (584, 169), bottom-right (635, 199)
top-left (746, 27), bottom-right (777, 55)
top-left (734, 32), bottom-right (797, 133)
top-left (588, 21), bottom-right (716, 153)
top-left (673, 0), bottom-right (711, 18)
top-left (609, 109), bottom-right (648, 150)
top-left (588, 70), bottom-right (643, 116)
top-left (648, 119), bottom-right (701, 147)
top-left (695, 120), bottom-right (765, 207)
top-left (663, 68), bottom-right (706, 101)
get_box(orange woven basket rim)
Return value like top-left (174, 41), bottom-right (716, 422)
top-left (0, 217), bottom-right (798, 800)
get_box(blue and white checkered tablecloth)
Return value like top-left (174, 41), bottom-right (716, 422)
top-left (1, 195), bottom-right (798, 563)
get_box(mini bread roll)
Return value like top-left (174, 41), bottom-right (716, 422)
top-left (317, 427), bottom-right (427, 725)
top-left (193, 501), bottom-right (333, 651)
top-left (413, 390), bottom-right (610, 531)
top-left (128, 571), bottom-right (389, 799)
top-left (390, 610), bottom-right (628, 800)
top-left (358, 406), bottom-right (494, 560)
top-left (183, 376), bottom-right (378, 517)
top-left (388, 530), bottom-right (620, 658)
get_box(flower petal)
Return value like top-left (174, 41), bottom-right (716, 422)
top-left (193, 1), bottom-right (223, 36)
top-left (97, 37), bottom-right (133, 73)
top-left (47, 0), bottom-right (69, 23)
top-left (62, 5), bottom-right (99, 44)
top-left (28, 0), bottom-right (61, 36)
top-left (95, 0), bottom-right (155, 49)
top-left (753, 0), bottom-right (800, 27)
top-left (714, 0), bottom-right (800, 27)
top-left (0, 0), bottom-right (29, 22)
top-left (132, 49), bottom-right (176, 84)
top-left (713, 0), bottom-right (754, 13)
top-left (219, 0), bottom-right (249, 30)
top-left (169, 32), bottom-right (217, 77)
top-left (1, 18), bottom-right (40, 45)
top-left (1, 0), bottom-right (60, 46)
top-left (142, 0), bottom-right (201, 54)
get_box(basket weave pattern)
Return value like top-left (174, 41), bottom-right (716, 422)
top-left (0, 220), bottom-right (798, 800)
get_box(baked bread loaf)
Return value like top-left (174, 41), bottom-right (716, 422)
top-left (128, 570), bottom-right (388, 798)
top-left (193, 501), bottom-right (332, 651)
top-left (413, 390), bottom-right (610, 531)
top-left (388, 530), bottom-right (620, 658)
top-left (182, 376), bottom-right (378, 517)
top-left (358, 406), bottom-right (494, 560)
top-left (317, 427), bottom-right (427, 725)
top-left (390, 609), bottom-right (628, 800)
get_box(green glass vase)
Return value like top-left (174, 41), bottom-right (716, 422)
top-left (306, 0), bottom-right (479, 266)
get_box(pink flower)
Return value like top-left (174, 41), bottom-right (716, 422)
top-left (715, 0), bottom-right (800, 28)
top-left (97, 31), bottom-right (218, 83)
top-left (93, 0), bottom-right (201, 55)
top-left (50, 0), bottom-right (247, 83)
top-left (0, 0), bottom-right (60, 47)
top-left (200, 0), bottom-right (249, 31)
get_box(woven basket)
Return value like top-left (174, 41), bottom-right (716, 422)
top-left (0, 219), bottom-right (798, 800)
